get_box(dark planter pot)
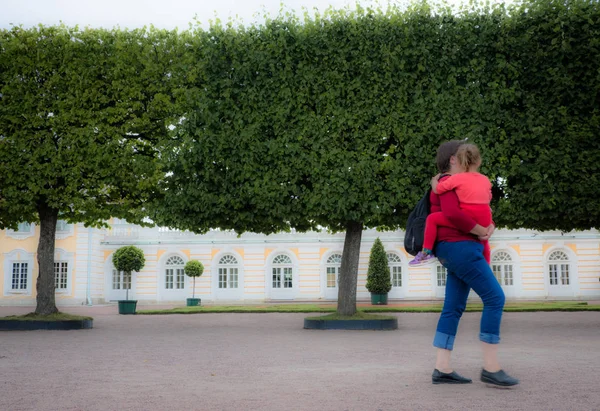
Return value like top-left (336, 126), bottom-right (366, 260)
top-left (370, 293), bottom-right (388, 305)
top-left (118, 300), bottom-right (138, 315)
top-left (186, 298), bottom-right (201, 307)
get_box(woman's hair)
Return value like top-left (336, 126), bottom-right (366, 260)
top-left (455, 143), bottom-right (481, 171)
top-left (436, 140), bottom-right (465, 173)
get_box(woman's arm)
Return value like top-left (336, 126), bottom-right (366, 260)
top-left (434, 175), bottom-right (460, 195)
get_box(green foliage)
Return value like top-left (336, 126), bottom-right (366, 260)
top-left (112, 246), bottom-right (145, 274)
top-left (481, 0), bottom-right (600, 230)
top-left (0, 25), bottom-right (183, 229)
top-left (184, 260), bottom-right (204, 277)
top-left (365, 238), bottom-right (392, 294)
top-left (151, 0), bottom-right (600, 234)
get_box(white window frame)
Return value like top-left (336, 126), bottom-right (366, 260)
top-left (6, 223), bottom-right (36, 240)
top-left (436, 264), bottom-right (447, 287)
top-left (430, 263), bottom-right (448, 299)
top-left (547, 250), bottom-right (571, 286)
top-left (54, 261), bottom-right (69, 291)
top-left (320, 251), bottom-right (343, 300)
top-left (3, 249), bottom-right (35, 295)
top-left (218, 255), bottom-right (239, 289)
top-left (12, 262), bottom-right (29, 291)
top-left (387, 252), bottom-right (403, 288)
top-left (386, 251), bottom-right (407, 299)
top-left (112, 269), bottom-right (132, 290)
top-left (272, 254), bottom-right (293, 289)
top-left (543, 246), bottom-right (578, 298)
top-left (212, 251), bottom-right (244, 300)
top-left (265, 251), bottom-right (299, 300)
top-left (55, 220), bottom-right (75, 240)
top-left (54, 248), bottom-right (74, 295)
top-left (491, 251), bottom-right (514, 286)
top-left (325, 253), bottom-right (342, 289)
top-left (165, 255), bottom-right (186, 290)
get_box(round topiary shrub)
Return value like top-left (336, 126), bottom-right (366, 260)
top-left (112, 246), bottom-right (145, 301)
top-left (184, 260), bottom-right (204, 299)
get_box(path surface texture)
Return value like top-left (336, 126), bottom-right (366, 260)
top-left (1, 307), bottom-right (599, 411)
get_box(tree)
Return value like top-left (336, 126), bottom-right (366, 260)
top-left (184, 260), bottom-right (204, 299)
top-left (152, 5), bottom-right (487, 315)
top-left (112, 246), bottom-right (146, 301)
top-left (365, 238), bottom-right (391, 295)
top-left (0, 26), bottom-right (183, 314)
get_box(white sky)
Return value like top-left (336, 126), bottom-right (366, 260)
top-left (0, 0), bottom-right (514, 30)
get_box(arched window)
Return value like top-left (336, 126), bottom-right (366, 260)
top-left (218, 255), bottom-right (239, 289)
top-left (272, 254), bottom-right (293, 289)
top-left (491, 251), bottom-right (514, 286)
top-left (436, 264), bottom-right (447, 287)
top-left (165, 256), bottom-right (185, 289)
top-left (387, 253), bottom-right (403, 287)
top-left (548, 250), bottom-right (570, 286)
top-left (326, 254), bottom-right (342, 288)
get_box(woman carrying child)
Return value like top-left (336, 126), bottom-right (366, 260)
top-left (426, 140), bottom-right (519, 388)
top-left (409, 143), bottom-right (492, 266)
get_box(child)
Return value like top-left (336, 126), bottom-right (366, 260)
top-left (409, 144), bottom-right (493, 266)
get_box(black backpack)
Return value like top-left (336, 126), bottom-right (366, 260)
top-left (404, 189), bottom-right (431, 256)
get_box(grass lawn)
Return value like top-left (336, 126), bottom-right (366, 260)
top-left (137, 301), bottom-right (599, 315)
top-left (0, 312), bottom-right (93, 321)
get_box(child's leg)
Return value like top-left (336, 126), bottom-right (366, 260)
top-left (483, 240), bottom-right (491, 264)
top-left (423, 212), bottom-right (456, 254)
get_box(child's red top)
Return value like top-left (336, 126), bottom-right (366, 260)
top-left (430, 175), bottom-right (486, 243)
top-left (436, 172), bottom-right (493, 228)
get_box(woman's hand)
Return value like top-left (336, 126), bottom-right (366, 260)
top-left (470, 223), bottom-right (495, 240)
top-left (431, 174), bottom-right (441, 194)
top-left (478, 224), bottom-right (495, 241)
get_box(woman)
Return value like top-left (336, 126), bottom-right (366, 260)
top-left (430, 140), bottom-right (519, 388)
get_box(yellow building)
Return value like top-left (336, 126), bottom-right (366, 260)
top-left (1, 220), bottom-right (599, 305)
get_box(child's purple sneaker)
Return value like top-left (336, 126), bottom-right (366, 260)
top-left (409, 251), bottom-right (437, 266)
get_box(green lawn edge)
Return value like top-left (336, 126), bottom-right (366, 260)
top-left (0, 312), bottom-right (93, 321)
top-left (137, 302), bottom-right (599, 315)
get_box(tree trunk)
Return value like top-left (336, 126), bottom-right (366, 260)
top-left (35, 202), bottom-right (59, 315)
top-left (193, 277), bottom-right (196, 299)
top-left (337, 221), bottom-right (363, 316)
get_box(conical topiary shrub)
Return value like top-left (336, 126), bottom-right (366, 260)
top-left (365, 238), bottom-right (391, 305)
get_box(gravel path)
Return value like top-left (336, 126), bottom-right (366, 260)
top-left (1, 308), bottom-right (599, 411)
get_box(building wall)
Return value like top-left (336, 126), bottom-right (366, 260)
top-left (1, 222), bottom-right (599, 306)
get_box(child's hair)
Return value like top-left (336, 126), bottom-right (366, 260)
top-left (455, 143), bottom-right (481, 171)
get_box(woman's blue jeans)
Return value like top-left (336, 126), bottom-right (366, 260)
top-left (433, 241), bottom-right (505, 350)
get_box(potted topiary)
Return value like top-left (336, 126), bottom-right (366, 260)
top-left (184, 260), bottom-right (204, 306)
top-left (366, 238), bottom-right (392, 305)
top-left (112, 246), bottom-right (145, 314)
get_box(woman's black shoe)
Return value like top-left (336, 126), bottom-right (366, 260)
top-left (432, 369), bottom-right (473, 384)
top-left (481, 369), bottom-right (520, 388)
